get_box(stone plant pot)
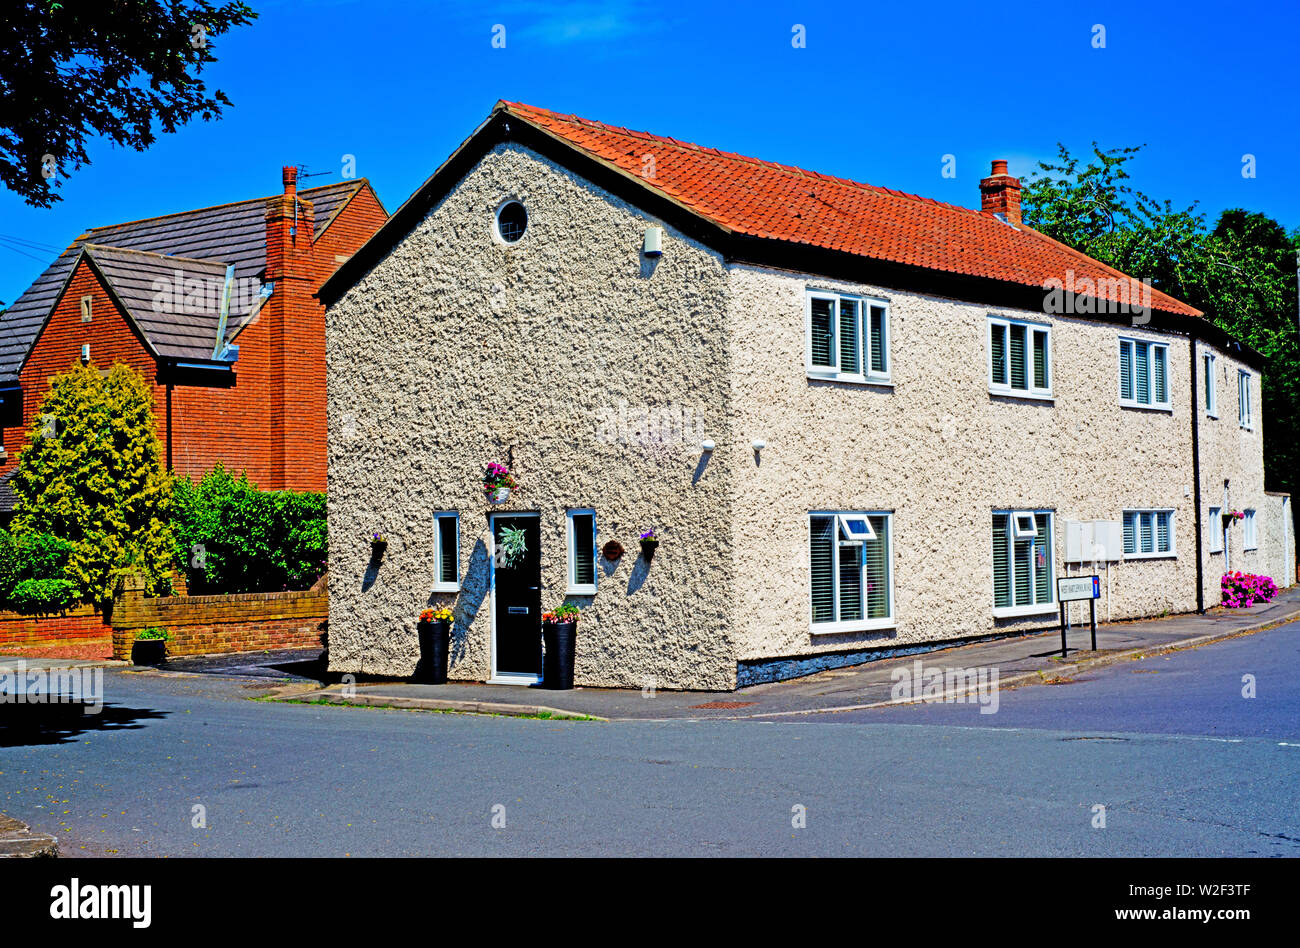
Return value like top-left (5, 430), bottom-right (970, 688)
top-left (542, 620), bottom-right (577, 690)
top-left (640, 539), bottom-right (659, 561)
top-left (486, 487), bottom-right (512, 504)
top-left (415, 620), bottom-right (451, 684)
top-left (131, 638), bottom-right (166, 666)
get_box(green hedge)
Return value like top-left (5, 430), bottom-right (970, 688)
top-left (0, 531), bottom-right (74, 605)
top-left (172, 465), bottom-right (327, 594)
top-left (8, 578), bottom-right (77, 614)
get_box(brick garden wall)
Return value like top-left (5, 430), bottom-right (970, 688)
top-left (0, 604), bottom-right (112, 653)
top-left (111, 585), bottom-right (327, 660)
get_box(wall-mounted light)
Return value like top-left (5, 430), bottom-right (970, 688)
top-left (643, 226), bottom-right (663, 258)
top-left (700, 439), bottom-right (715, 452)
top-left (751, 439), bottom-right (767, 452)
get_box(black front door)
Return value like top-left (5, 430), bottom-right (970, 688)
top-left (493, 515), bottom-right (542, 677)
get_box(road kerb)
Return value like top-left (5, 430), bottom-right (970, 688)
top-left (274, 687), bottom-right (605, 721)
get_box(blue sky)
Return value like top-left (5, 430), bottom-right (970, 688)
top-left (2, 0), bottom-right (1297, 302)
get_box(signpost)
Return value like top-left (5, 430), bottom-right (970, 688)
top-left (1056, 575), bottom-right (1100, 657)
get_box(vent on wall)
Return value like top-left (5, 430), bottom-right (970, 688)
top-left (80, 344), bottom-right (90, 364)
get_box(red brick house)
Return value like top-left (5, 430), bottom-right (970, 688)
top-left (0, 168), bottom-right (386, 504)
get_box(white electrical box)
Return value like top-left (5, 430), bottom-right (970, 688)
top-left (1064, 520), bottom-right (1123, 563)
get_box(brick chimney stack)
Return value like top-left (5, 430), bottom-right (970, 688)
top-left (980, 159), bottom-right (1022, 225)
top-left (263, 165), bottom-right (323, 490)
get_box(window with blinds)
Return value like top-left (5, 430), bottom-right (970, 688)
top-left (992, 511), bottom-right (1054, 612)
top-left (809, 512), bottom-right (892, 630)
top-left (567, 510), bottom-right (597, 594)
top-left (806, 291), bottom-right (891, 383)
top-left (1238, 370), bottom-right (1253, 429)
top-left (1119, 337), bottom-right (1170, 409)
top-left (1122, 509), bottom-right (1174, 557)
top-left (1243, 509), bottom-right (1257, 550)
top-left (988, 317), bottom-right (1051, 397)
top-left (433, 512), bottom-right (460, 592)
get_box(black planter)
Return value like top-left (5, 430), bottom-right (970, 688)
top-left (415, 620), bottom-right (451, 684)
top-left (131, 638), bottom-right (166, 666)
top-left (640, 539), bottom-right (659, 561)
top-left (542, 620), bottom-right (577, 690)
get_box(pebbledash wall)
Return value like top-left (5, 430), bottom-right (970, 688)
top-left (325, 143), bottom-right (1293, 691)
top-left (326, 143), bottom-right (737, 690)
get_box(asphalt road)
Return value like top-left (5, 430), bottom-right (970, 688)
top-left (1, 622), bottom-right (1297, 857)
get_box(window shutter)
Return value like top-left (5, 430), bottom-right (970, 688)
top-left (810, 517), bottom-right (835, 623)
top-left (1034, 514), bottom-right (1051, 604)
top-left (869, 305), bottom-right (887, 374)
top-left (990, 323), bottom-right (1007, 385)
top-left (838, 298), bottom-right (859, 374)
top-left (438, 517), bottom-right (458, 584)
top-left (1135, 342), bottom-right (1150, 403)
top-left (838, 540), bottom-right (863, 621)
top-left (1156, 512), bottom-right (1170, 553)
top-left (1119, 340), bottom-right (1133, 400)
top-left (810, 298), bottom-right (834, 367)
top-left (992, 515), bottom-right (1010, 608)
top-left (1009, 323), bottom-right (1027, 390)
top-left (1033, 330), bottom-right (1048, 389)
top-left (1123, 512), bottom-right (1136, 554)
top-left (865, 515), bottom-right (889, 619)
top-left (572, 513), bottom-right (595, 586)
top-left (1153, 346), bottom-right (1167, 403)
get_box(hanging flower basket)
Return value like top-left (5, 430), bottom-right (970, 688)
top-left (483, 462), bottom-right (518, 504)
top-left (370, 532), bottom-right (388, 554)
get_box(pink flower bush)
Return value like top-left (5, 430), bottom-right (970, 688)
top-left (1220, 571), bottom-right (1278, 608)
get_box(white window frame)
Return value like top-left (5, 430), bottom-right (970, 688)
top-left (838, 514), bottom-right (876, 543)
top-left (804, 290), bottom-right (892, 385)
top-left (1238, 369), bottom-right (1254, 430)
top-left (565, 508), bottom-right (598, 595)
top-left (992, 509), bottom-right (1056, 618)
top-left (808, 510), bottom-right (894, 634)
top-left (432, 511), bottom-right (460, 592)
top-left (1011, 511), bottom-right (1038, 540)
top-left (1243, 509), bottom-right (1258, 550)
top-left (1208, 507), bottom-right (1224, 553)
top-left (1203, 351), bottom-right (1217, 418)
top-left (987, 316), bottom-right (1052, 400)
top-left (1121, 508), bottom-right (1176, 559)
top-left (1118, 336), bottom-right (1172, 411)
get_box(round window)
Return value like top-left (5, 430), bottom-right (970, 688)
top-left (496, 201), bottom-right (528, 243)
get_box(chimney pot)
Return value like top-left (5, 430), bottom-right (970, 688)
top-left (990, 159), bottom-right (1008, 176)
top-left (282, 166), bottom-right (298, 195)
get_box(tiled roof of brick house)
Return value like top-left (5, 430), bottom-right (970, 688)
top-left (0, 181), bottom-right (369, 380)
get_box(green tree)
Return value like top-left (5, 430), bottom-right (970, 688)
top-left (0, 1), bottom-right (257, 207)
top-left (1022, 145), bottom-right (1300, 522)
top-left (12, 362), bottom-right (174, 606)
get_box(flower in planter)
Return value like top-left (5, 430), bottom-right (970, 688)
top-left (482, 462), bottom-right (518, 492)
top-left (639, 528), bottom-right (656, 541)
top-left (371, 532), bottom-right (388, 546)
top-left (135, 626), bottom-right (171, 641)
top-left (543, 602), bottom-right (581, 624)
top-left (1227, 510), bottom-right (1246, 521)
top-left (420, 606), bottom-right (455, 624)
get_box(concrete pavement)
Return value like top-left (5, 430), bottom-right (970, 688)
top-left (271, 585), bottom-right (1300, 721)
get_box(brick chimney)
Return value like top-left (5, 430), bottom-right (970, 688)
top-left (980, 159), bottom-right (1022, 225)
top-left (263, 165), bottom-right (324, 491)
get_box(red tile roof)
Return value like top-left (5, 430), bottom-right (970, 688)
top-left (499, 101), bottom-right (1201, 318)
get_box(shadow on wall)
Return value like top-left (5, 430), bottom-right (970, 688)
top-left (443, 537), bottom-right (491, 665)
top-left (361, 544), bottom-right (385, 592)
